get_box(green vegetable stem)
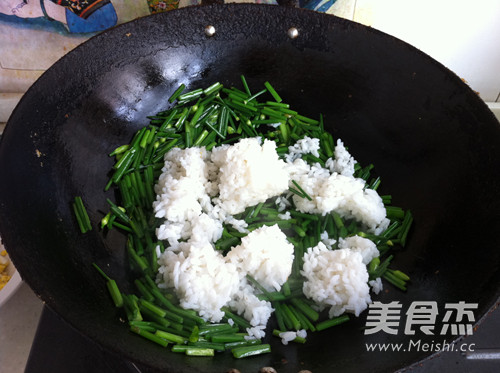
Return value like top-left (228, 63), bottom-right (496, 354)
top-left (87, 77), bottom-right (414, 359)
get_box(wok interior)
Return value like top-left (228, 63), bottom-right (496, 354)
top-left (0, 5), bottom-right (499, 373)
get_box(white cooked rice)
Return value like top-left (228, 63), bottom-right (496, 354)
top-left (327, 139), bottom-right (357, 177)
top-left (278, 329), bottom-right (307, 345)
top-left (154, 135), bottom-right (389, 337)
top-left (287, 158), bottom-right (389, 234)
top-left (153, 147), bottom-right (209, 223)
top-left (226, 224), bottom-right (294, 292)
top-left (228, 279), bottom-right (273, 327)
top-left (211, 138), bottom-right (289, 215)
top-left (369, 277), bottom-right (384, 294)
top-left (301, 242), bottom-right (372, 317)
top-left (279, 331), bottom-right (298, 345)
top-left (154, 138), bottom-right (292, 336)
top-left (338, 235), bottom-right (379, 265)
top-left (157, 241), bottom-right (240, 322)
top-left (320, 230), bottom-right (337, 249)
top-left (285, 136), bottom-right (320, 163)
top-left (296, 329), bottom-right (307, 339)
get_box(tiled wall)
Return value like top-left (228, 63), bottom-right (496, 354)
top-left (1, 0), bottom-right (500, 125)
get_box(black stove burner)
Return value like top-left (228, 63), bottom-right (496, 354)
top-left (26, 304), bottom-right (500, 372)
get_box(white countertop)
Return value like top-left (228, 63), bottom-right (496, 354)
top-left (0, 282), bottom-right (43, 373)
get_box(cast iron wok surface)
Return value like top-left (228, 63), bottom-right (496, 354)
top-left (0, 4), bottom-right (499, 372)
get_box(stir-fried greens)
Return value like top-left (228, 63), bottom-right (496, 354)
top-left (76, 77), bottom-right (412, 358)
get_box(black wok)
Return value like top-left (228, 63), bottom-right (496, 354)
top-left (0, 4), bottom-right (499, 372)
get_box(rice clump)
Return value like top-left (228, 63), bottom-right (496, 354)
top-left (211, 138), bottom-right (289, 215)
top-left (286, 156), bottom-right (389, 234)
top-left (301, 242), bottom-right (373, 318)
